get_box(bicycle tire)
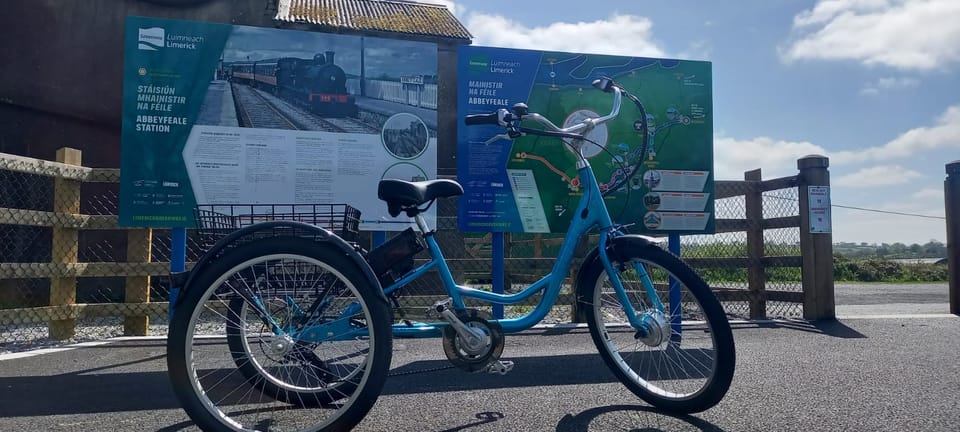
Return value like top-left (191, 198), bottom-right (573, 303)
top-left (577, 239), bottom-right (735, 413)
top-left (167, 237), bottom-right (392, 431)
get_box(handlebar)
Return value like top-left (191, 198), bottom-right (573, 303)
top-left (462, 77), bottom-right (650, 198)
top-left (463, 112), bottom-right (501, 126)
top-left (463, 78), bottom-right (623, 143)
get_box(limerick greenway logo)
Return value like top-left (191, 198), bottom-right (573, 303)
top-left (138, 27), bottom-right (165, 51)
top-left (468, 55), bottom-right (489, 73)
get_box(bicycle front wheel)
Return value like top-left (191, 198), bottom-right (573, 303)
top-left (167, 237), bottom-right (392, 431)
top-left (579, 240), bottom-right (735, 413)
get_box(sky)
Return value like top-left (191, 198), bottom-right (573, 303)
top-left (422, 0), bottom-right (959, 245)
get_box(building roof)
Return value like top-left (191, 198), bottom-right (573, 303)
top-left (275, 0), bottom-right (472, 41)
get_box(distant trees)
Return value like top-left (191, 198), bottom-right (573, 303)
top-left (833, 240), bottom-right (946, 259)
top-left (833, 254), bottom-right (948, 282)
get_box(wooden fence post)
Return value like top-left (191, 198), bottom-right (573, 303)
top-left (797, 155), bottom-right (835, 321)
top-left (946, 160), bottom-right (960, 315)
top-left (124, 228), bottom-right (153, 335)
top-left (50, 147), bottom-right (82, 340)
top-left (744, 168), bottom-right (766, 319)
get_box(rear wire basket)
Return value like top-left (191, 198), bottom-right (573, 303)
top-left (194, 203), bottom-right (361, 248)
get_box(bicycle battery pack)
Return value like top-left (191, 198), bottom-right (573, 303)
top-left (367, 227), bottom-right (425, 287)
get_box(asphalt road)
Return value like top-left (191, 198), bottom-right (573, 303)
top-left (835, 282), bottom-right (951, 315)
top-left (0, 282), bottom-right (955, 431)
top-left (1, 314), bottom-right (958, 432)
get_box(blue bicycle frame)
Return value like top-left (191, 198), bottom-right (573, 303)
top-left (259, 82), bottom-right (672, 342)
top-left (384, 159), bottom-right (655, 337)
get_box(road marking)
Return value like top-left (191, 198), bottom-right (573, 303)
top-left (0, 340), bottom-right (114, 361)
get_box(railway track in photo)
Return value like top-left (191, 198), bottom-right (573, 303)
top-left (232, 83), bottom-right (300, 130)
top-left (237, 84), bottom-right (380, 134)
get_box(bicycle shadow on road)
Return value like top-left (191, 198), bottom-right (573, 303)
top-left (384, 348), bottom-right (715, 396)
top-left (556, 404), bottom-right (727, 432)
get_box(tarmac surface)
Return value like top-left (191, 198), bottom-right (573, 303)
top-left (1, 283), bottom-right (956, 432)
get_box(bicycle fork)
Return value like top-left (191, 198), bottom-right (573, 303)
top-left (597, 238), bottom-right (671, 345)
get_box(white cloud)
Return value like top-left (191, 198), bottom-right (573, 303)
top-left (416, 0), bottom-right (462, 17)
top-left (678, 40), bottom-right (712, 61)
top-left (792, 0), bottom-right (890, 27)
top-left (912, 187), bottom-right (944, 201)
top-left (714, 103), bottom-right (959, 183)
top-left (860, 76), bottom-right (920, 95)
top-left (876, 77), bottom-right (920, 89)
top-left (713, 136), bottom-right (828, 179)
top-left (834, 165), bottom-right (923, 187)
top-left (466, 13), bottom-right (666, 57)
top-left (832, 104), bottom-right (960, 163)
top-left (782, 0), bottom-right (960, 70)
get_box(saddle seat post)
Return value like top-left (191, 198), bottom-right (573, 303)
top-left (413, 213), bottom-right (432, 234)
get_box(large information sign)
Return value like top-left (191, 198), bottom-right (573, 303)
top-left (457, 46), bottom-right (714, 234)
top-left (120, 16), bottom-right (438, 228)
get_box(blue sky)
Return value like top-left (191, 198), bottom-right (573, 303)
top-left (426, 0), bottom-right (959, 244)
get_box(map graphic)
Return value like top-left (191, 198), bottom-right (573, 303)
top-left (458, 46), bottom-right (714, 234)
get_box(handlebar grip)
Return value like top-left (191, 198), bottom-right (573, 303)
top-left (464, 112), bottom-right (500, 126)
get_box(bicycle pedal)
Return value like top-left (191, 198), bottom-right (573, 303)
top-left (426, 298), bottom-right (451, 317)
top-left (483, 360), bottom-right (513, 375)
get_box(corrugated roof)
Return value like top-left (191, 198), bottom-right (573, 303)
top-left (275, 0), bottom-right (472, 41)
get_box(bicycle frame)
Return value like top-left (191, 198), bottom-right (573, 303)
top-left (386, 158), bottom-right (653, 337)
top-left (237, 81), bottom-right (668, 342)
top-left (241, 159), bottom-right (658, 342)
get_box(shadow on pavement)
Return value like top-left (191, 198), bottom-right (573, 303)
top-left (0, 369), bottom-right (181, 417)
top-left (0, 350), bottom-right (698, 417)
top-left (437, 411), bottom-right (506, 432)
top-left (556, 404), bottom-right (727, 432)
top-left (384, 347), bottom-right (717, 396)
top-left (731, 318), bottom-right (867, 338)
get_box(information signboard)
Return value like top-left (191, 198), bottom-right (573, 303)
top-left (457, 46), bottom-right (715, 234)
top-left (120, 16), bottom-right (438, 229)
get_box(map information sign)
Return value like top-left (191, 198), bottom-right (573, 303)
top-left (457, 46), bottom-right (715, 234)
top-left (120, 16), bottom-right (438, 229)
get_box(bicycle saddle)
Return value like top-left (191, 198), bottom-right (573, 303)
top-left (378, 179), bottom-right (463, 217)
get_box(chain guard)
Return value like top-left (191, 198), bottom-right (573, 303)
top-left (441, 308), bottom-right (505, 372)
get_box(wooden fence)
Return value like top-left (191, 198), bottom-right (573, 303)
top-left (0, 148), bottom-right (836, 341)
top-left (0, 148), bottom-right (165, 340)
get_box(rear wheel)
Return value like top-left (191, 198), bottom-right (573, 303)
top-left (578, 240), bottom-right (735, 413)
top-left (167, 237), bottom-right (392, 431)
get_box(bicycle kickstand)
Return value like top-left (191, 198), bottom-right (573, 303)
top-left (483, 360), bottom-right (514, 375)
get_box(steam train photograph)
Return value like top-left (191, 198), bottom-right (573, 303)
top-left (226, 51), bottom-right (359, 118)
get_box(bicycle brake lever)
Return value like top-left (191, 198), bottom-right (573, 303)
top-left (484, 133), bottom-right (512, 145)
